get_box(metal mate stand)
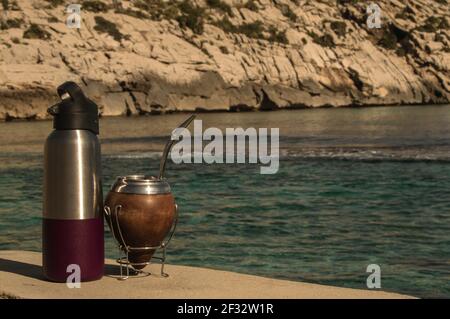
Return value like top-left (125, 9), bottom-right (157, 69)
top-left (104, 204), bottom-right (178, 280)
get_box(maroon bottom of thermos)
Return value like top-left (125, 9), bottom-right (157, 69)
top-left (42, 217), bottom-right (104, 282)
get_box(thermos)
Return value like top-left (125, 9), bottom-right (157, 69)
top-left (43, 81), bottom-right (104, 282)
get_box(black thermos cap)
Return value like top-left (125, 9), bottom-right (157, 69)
top-left (48, 81), bottom-right (99, 135)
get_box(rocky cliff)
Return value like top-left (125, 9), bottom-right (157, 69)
top-left (0, 0), bottom-right (449, 120)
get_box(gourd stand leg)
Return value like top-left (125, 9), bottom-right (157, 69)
top-left (161, 244), bottom-right (169, 277)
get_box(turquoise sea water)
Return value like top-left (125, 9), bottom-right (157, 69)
top-left (0, 106), bottom-right (449, 298)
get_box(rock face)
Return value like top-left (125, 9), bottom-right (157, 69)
top-left (0, 0), bottom-right (449, 120)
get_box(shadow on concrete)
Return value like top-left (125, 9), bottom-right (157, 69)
top-left (0, 258), bottom-right (46, 281)
top-left (103, 263), bottom-right (165, 280)
top-left (104, 263), bottom-right (122, 277)
top-left (0, 257), bottom-right (141, 281)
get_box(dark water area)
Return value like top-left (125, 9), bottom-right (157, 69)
top-left (1, 105), bottom-right (449, 298)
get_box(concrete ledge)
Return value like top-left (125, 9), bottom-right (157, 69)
top-left (0, 250), bottom-right (413, 299)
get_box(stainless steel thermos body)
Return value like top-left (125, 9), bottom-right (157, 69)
top-left (43, 82), bottom-right (104, 282)
top-left (43, 130), bottom-right (102, 220)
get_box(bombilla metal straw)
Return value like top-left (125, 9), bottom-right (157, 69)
top-left (158, 114), bottom-right (196, 180)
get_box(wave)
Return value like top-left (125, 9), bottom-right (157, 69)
top-left (103, 152), bottom-right (162, 159)
top-left (102, 147), bottom-right (450, 163)
top-left (10, 145), bottom-right (450, 163)
top-left (280, 147), bottom-right (450, 162)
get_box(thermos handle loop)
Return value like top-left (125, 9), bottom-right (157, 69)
top-left (57, 81), bottom-right (87, 103)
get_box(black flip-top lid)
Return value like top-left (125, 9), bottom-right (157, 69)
top-left (48, 81), bottom-right (99, 134)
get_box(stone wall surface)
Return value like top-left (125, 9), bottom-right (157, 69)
top-left (0, 0), bottom-right (449, 120)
